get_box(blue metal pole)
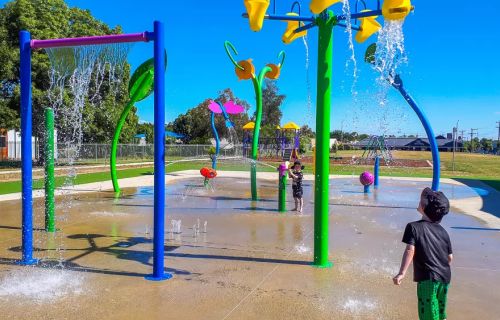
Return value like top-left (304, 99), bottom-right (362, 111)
top-left (337, 9), bottom-right (382, 20)
top-left (19, 31), bottom-right (37, 265)
top-left (146, 21), bottom-right (172, 281)
top-left (374, 156), bottom-right (380, 188)
top-left (392, 76), bottom-right (440, 191)
top-left (242, 13), bottom-right (315, 22)
top-left (210, 111), bottom-right (220, 169)
top-left (364, 185), bottom-right (370, 193)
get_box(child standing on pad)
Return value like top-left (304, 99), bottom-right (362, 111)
top-left (288, 160), bottom-right (304, 213)
top-left (393, 187), bottom-right (453, 320)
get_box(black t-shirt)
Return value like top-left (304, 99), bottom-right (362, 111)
top-left (291, 170), bottom-right (303, 189)
top-left (402, 220), bottom-right (452, 283)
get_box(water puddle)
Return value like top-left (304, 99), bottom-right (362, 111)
top-left (341, 297), bottom-right (378, 315)
top-left (0, 268), bottom-right (86, 303)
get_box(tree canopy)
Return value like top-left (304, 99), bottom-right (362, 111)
top-left (0, 0), bottom-right (137, 144)
top-left (330, 130), bottom-right (368, 142)
top-left (259, 79), bottom-right (285, 128)
top-left (168, 88), bottom-right (251, 144)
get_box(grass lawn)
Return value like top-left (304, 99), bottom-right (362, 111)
top-left (0, 152), bottom-right (499, 195)
top-left (0, 160), bottom-right (275, 195)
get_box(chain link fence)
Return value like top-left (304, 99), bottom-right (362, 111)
top-left (0, 142), bottom-right (243, 165)
top-left (62, 144), bottom-right (243, 165)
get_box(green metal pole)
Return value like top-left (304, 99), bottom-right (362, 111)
top-left (110, 100), bottom-right (135, 194)
top-left (250, 67), bottom-right (271, 201)
top-left (44, 107), bottom-right (55, 232)
top-left (313, 11), bottom-right (336, 268)
top-left (278, 173), bottom-right (287, 213)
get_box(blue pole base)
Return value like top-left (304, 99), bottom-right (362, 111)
top-left (312, 261), bottom-right (333, 269)
top-left (16, 258), bottom-right (39, 266)
top-left (145, 273), bottom-right (173, 281)
top-left (364, 185), bottom-right (370, 193)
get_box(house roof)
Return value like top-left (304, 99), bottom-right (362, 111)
top-left (353, 137), bottom-right (462, 148)
top-left (165, 131), bottom-right (185, 138)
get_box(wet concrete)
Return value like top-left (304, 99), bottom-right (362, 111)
top-left (0, 177), bottom-right (499, 319)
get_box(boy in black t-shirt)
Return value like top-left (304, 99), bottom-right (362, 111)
top-left (288, 160), bottom-right (304, 213)
top-left (393, 187), bottom-right (453, 320)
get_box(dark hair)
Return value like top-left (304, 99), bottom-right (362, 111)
top-left (293, 161), bottom-right (305, 170)
top-left (420, 187), bottom-right (450, 222)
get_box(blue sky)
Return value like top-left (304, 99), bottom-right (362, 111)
top-left (16, 1), bottom-right (500, 138)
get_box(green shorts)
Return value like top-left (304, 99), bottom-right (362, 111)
top-left (417, 280), bottom-right (450, 320)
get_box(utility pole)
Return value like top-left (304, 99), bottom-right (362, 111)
top-left (469, 128), bottom-right (478, 153)
top-left (459, 130), bottom-right (465, 152)
top-left (452, 121), bottom-right (458, 172)
top-left (496, 121), bottom-right (500, 155)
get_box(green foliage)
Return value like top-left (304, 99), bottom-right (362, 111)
top-left (137, 122), bottom-right (154, 144)
top-left (480, 138), bottom-right (493, 152)
top-left (330, 130), bottom-right (366, 143)
top-left (464, 137), bottom-right (481, 152)
top-left (260, 124), bottom-right (279, 139)
top-left (330, 143), bottom-right (338, 154)
top-left (260, 79), bottom-right (285, 127)
top-left (300, 125), bottom-right (315, 138)
top-left (0, 0), bottom-right (137, 143)
top-left (0, 102), bottom-right (19, 129)
top-left (168, 88), bottom-right (251, 144)
top-left (299, 135), bottom-right (311, 154)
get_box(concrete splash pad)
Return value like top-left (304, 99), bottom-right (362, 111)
top-left (0, 176), bottom-right (498, 319)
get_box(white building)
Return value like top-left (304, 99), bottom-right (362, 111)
top-left (0, 129), bottom-right (57, 160)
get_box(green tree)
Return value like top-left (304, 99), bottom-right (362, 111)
top-left (358, 133), bottom-right (369, 141)
top-left (259, 79), bottom-right (285, 127)
top-left (0, 101), bottom-right (19, 129)
top-left (300, 125), bottom-right (315, 138)
top-left (137, 122), bottom-right (154, 144)
top-left (470, 137), bottom-right (480, 152)
top-left (169, 88), bottom-right (251, 144)
top-left (480, 138), bottom-right (493, 152)
top-left (330, 130), bottom-right (343, 141)
top-left (0, 0), bottom-right (136, 143)
top-left (296, 125), bottom-right (314, 154)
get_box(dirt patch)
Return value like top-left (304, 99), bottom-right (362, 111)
top-left (260, 156), bottom-right (432, 168)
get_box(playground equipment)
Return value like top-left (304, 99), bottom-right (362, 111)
top-left (374, 155), bottom-right (380, 188)
top-left (244, 0), bottom-right (271, 31)
top-left (242, 121), bottom-right (254, 158)
top-left (360, 171), bottom-right (375, 193)
top-left (111, 57), bottom-right (159, 194)
top-left (280, 122), bottom-right (301, 161)
top-left (241, 0), bottom-right (414, 267)
top-left (20, 22), bottom-right (171, 281)
top-left (361, 135), bottom-right (393, 189)
top-left (365, 43), bottom-right (440, 191)
top-left (224, 40), bottom-right (285, 201)
top-left (200, 167), bottom-right (217, 187)
top-left (361, 135), bottom-right (393, 162)
top-left (208, 100), bottom-right (244, 169)
top-left (242, 121), bottom-right (301, 160)
top-left (277, 162), bottom-right (289, 212)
